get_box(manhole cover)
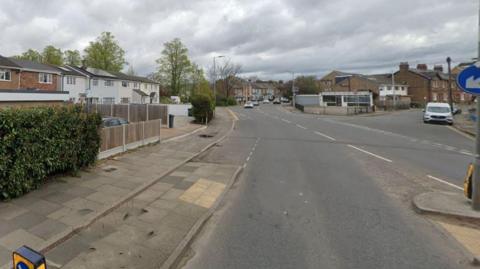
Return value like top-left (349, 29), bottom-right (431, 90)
top-left (199, 134), bottom-right (214, 138)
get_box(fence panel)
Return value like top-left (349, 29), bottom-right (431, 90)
top-left (145, 119), bottom-right (161, 139)
top-left (100, 126), bottom-right (124, 151)
top-left (97, 104), bottom-right (113, 117)
top-left (125, 122), bottom-right (143, 144)
top-left (113, 104), bottom-right (129, 120)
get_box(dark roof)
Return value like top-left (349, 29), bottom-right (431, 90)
top-left (8, 58), bottom-right (61, 73)
top-left (57, 65), bottom-right (86, 77)
top-left (109, 71), bottom-right (158, 84)
top-left (0, 55), bottom-right (21, 69)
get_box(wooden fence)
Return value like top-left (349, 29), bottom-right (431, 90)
top-left (98, 119), bottom-right (162, 159)
top-left (85, 103), bottom-right (168, 124)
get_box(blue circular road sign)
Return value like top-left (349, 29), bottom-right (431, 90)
top-left (16, 262), bottom-right (29, 269)
top-left (457, 64), bottom-right (480, 95)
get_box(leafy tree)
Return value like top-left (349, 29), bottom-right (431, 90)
top-left (295, 76), bottom-right (320, 94)
top-left (14, 49), bottom-right (43, 62)
top-left (84, 32), bottom-right (126, 72)
top-left (64, 50), bottom-right (82, 66)
top-left (191, 80), bottom-right (215, 123)
top-left (42, 45), bottom-right (64, 65)
top-left (156, 38), bottom-right (191, 96)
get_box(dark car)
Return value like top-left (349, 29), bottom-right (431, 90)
top-left (102, 117), bottom-right (129, 127)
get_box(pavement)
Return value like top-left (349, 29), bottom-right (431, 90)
top-left (0, 107), bottom-right (235, 269)
top-left (179, 104), bottom-right (474, 269)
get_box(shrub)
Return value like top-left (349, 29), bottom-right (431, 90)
top-left (191, 81), bottom-right (215, 123)
top-left (216, 97), bottom-right (237, 107)
top-left (0, 105), bottom-right (102, 199)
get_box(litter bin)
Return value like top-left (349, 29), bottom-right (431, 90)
top-left (168, 114), bottom-right (174, 128)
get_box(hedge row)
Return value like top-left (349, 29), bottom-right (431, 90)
top-left (0, 105), bottom-right (102, 199)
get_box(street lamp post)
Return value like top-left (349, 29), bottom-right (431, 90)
top-left (447, 57), bottom-right (453, 112)
top-left (213, 55), bottom-right (225, 101)
top-left (392, 71), bottom-right (396, 110)
top-left (291, 72), bottom-right (295, 107)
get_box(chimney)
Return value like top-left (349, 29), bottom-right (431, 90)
top-left (417, 64), bottom-right (428, 71)
top-left (399, 62), bottom-right (409, 72)
top-left (433, 65), bottom-right (444, 72)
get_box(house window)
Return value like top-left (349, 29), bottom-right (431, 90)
top-left (143, 84), bottom-right (147, 90)
top-left (122, 81), bottom-right (128, 87)
top-left (133, 82), bottom-right (139, 88)
top-left (39, 73), bottom-right (53, 84)
top-left (433, 93), bottom-right (438, 101)
top-left (104, 80), bottom-right (114, 87)
top-left (103, 97), bottom-right (115, 104)
top-left (0, 69), bottom-right (11, 81)
top-left (121, 97), bottom-right (130, 104)
top-left (92, 79), bottom-right (98, 86)
top-left (461, 93), bottom-right (465, 101)
top-left (66, 76), bottom-right (76, 85)
top-left (69, 97), bottom-right (76, 103)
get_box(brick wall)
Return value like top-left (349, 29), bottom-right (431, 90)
top-left (19, 71), bottom-right (58, 91)
top-left (395, 69), bottom-right (430, 104)
top-left (0, 69), bottom-right (20, 90)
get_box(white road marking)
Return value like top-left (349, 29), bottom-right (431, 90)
top-left (246, 156), bottom-right (251, 162)
top-left (427, 175), bottom-right (463, 191)
top-left (243, 163), bottom-right (247, 168)
top-left (281, 119), bottom-right (292, 124)
top-left (347, 145), bottom-right (393, 163)
top-left (296, 124), bottom-right (307, 130)
top-left (314, 131), bottom-right (336, 141)
top-left (460, 150), bottom-right (474, 156)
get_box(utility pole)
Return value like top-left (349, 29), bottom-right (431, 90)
top-left (473, 0), bottom-right (480, 211)
top-left (447, 57), bottom-right (453, 111)
top-left (291, 72), bottom-right (295, 107)
top-left (392, 71), bottom-right (396, 110)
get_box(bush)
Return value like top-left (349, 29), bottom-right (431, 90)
top-left (0, 105), bottom-right (102, 199)
top-left (191, 81), bottom-right (215, 123)
top-left (216, 97), bottom-right (237, 107)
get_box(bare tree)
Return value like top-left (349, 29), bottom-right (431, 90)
top-left (212, 59), bottom-right (242, 98)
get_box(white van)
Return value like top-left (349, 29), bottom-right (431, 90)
top-left (423, 103), bottom-right (453, 125)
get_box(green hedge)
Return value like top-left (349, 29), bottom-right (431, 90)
top-left (216, 97), bottom-right (237, 107)
top-left (191, 81), bottom-right (215, 123)
top-left (0, 105), bottom-right (102, 199)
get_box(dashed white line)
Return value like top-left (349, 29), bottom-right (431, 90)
top-left (427, 175), bottom-right (463, 191)
top-left (296, 124), bottom-right (307, 130)
top-left (314, 131), bottom-right (336, 141)
top-left (281, 119), bottom-right (292, 124)
top-left (246, 156), bottom-right (251, 162)
top-left (460, 150), bottom-right (474, 156)
top-left (347, 145), bottom-right (393, 163)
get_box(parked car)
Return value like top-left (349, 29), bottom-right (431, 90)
top-left (273, 98), bottom-right (281, 104)
top-left (281, 97), bottom-right (289, 103)
top-left (423, 103), bottom-right (453, 125)
top-left (263, 99), bottom-right (270, 104)
top-left (452, 106), bottom-right (462, 115)
top-left (102, 117), bottom-right (129, 127)
top-left (244, 101), bottom-right (254, 109)
top-left (252, 100), bottom-right (260, 106)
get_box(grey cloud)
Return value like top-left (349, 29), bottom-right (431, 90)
top-left (0, 0), bottom-right (477, 79)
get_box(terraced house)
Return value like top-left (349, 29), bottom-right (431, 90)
top-left (0, 55), bottom-right (69, 106)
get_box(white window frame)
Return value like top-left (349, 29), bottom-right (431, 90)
top-left (0, 69), bottom-right (11, 81)
top-left (102, 97), bottom-right (115, 104)
top-left (104, 80), bottom-right (114, 87)
top-left (66, 76), bottom-right (76, 85)
top-left (122, 81), bottom-right (128, 87)
top-left (39, 73), bottom-right (53, 84)
top-left (92, 79), bottom-right (98, 86)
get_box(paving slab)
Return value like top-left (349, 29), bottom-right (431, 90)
top-left (413, 191), bottom-right (480, 221)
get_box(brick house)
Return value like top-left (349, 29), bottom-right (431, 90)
top-left (0, 55), bottom-right (68, 105)
top-left (319, 71), bottom-right (382, 100)
top-left (394, 62), bottom-right (470, 105)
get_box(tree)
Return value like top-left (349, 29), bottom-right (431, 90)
top-left (214, 59), bottom-right (242, 98)
top-left (126, 65), bottom-right (136, 76)
top-left (156, 38), bottom-right (191, 96)
top-left (42, 45), bottom-right (64, 65)
top-left (84, 32), bottom-right (126, 72)
top-left (64, 50), bottom-right (82, 66)
top-left (14, 49), bottom-right (42, 62)
top-left (295, 76), bottom-right (319, 94)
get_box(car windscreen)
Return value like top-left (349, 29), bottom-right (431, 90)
top-left (427, 107), bottom-right (450, 113)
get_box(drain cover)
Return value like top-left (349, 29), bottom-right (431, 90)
top-left (103, 165), bottom-right (118, 172)
top-left (199, 134), bottom-right (214, 138)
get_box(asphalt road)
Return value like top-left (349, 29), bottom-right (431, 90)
top-left (179, 105), bottom-right (473, 269)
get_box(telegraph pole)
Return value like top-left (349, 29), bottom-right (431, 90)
top-left (472, 0), bottom-right (480, 210)
top-left (291, 72), bottom-right (295, 107)
top-left (447, 57), bottom-right (453, 111)
top-left (392, 71), bottom-right (396, 110)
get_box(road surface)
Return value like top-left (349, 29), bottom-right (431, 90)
top-left (180, 105), bottom-right (473, 269)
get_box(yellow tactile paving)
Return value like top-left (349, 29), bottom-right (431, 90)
top-left (179, 178), bottom-right (226, 208)
top-left (437, 221), bottom-right (480, 257)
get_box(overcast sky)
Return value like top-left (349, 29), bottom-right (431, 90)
top-left (0, 0), bottom-right (477, 79)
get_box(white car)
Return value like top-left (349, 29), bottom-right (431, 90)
top-left (423, 103), bottom-right (453, 125)
top-left (263, 99), bottom-right (270, 104)
top-left (244, 101), bottom-right (254, 109)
